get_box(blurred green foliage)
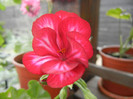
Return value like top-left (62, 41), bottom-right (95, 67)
top-left (0, 80), bottom-right (51, 99)
top-left (13, 0), bottom-right (21, 4)
top-left (0, 3), bottom-right (6, 11)
top-left (0, 0), bottom-right (21, 9)
top-left (0, 24), bottom-right (5, 47)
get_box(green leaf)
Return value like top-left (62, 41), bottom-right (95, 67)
top-left (106, 8), bottom-right (131, 20)
top-left (59, 86), bottom-right (68, 99)
top-left (129, 27), bottom-right (133, 38)
top-left (0, 80), bottom-right (51, 99)
top-left (9, 87), bottom-right (30, 99)
top-left (0, 3), bottom-right (6, 11)
top-left (27, 80), bottom-right (51, 99)
top-left (14, 42), bottom-right (22, 53)
top-left (2, 44), bottom-right (6, 48)
top-left (40, 75), bottom-right (49, 85)
top-left (74, 79), bottom-right (97, 99)
top-left (0, 60), bottom-right (9, 67)
top-left (0, 25), bottom-right (4, 32)
top-left (0, 87), bottom-right (11, 99)
top-left (0, 87), bottom-right (30, 99)
top-left (106, 8), bottom-right (122, 18)
top-left (120, 13), bottom-right (131, 20)
top-left (54, 86), bottom-right (68, 99)
top-left (0, 22), bottom-right (5, 26)
top-left (40, 75), bottom-right (49, 81)
top-left (0, 66), bottom-right (5, 71)
top-left (0, 34), bottom-right (4, 46)
top-left (13, 0), bottom-right (21, 4)
top-left (67, 84), bottom-right (73, 90)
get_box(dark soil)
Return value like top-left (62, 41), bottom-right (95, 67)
top-left (18, 59), bottom-right (23, 64)
top-left (106, 52), bottom-right (133, 59)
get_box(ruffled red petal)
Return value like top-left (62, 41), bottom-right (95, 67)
top-left (55, 10), bottom-right (79, 20)
top-left (23, 51), bottom-right (57, 75)
top-left (32, 14), bottom-right (61, 37)
top-left (68, 32), bottom-right (93, 59)
top-left (47, 64), bottom-right (85, 88)
top-left (66, 38), bottom-right (88, 67)
top-left (41, 58), bottom-right (79, 74)
top-left (59, 17), bottom-right (91, 39)
top-left (32, 28), bottom-right (59, 56)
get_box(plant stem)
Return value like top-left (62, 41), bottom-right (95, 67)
top-left (131, 17), bottom-right (133, 47)
top-left (47, 0), bottom-right (53, 13)
top-left (74, 79), bottom-right (97, 99)
top-left (119, 19), bottom-right (123, 58)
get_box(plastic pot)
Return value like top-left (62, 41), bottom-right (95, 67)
top-left (99, 45), bottom-right (133, 99)
top-left (12, 53), bottom-right (61, 99)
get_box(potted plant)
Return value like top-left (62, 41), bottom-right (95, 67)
top-left (12, 9), bottom-right (96, 99)
top-left (98, 8), bottom-right (133, 99)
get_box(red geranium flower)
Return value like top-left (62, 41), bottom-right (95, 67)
top-left (23, 10), bottom-right (93, 88)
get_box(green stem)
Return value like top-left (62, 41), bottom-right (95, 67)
top-left (121, 26), bottom-right (133, 57)
top-left (119, 34), bottom-right (123, 57)
top-left (132, 38), bottom-right (133, 47)
top-left (119, 19), bottom-right (123, 58)
top-left (48, 1), bottom-right (53, 13)
top-left (54, 95), bottom-right (60, 99)
top-left (74, 79), bottom-right (97, 99)
top-left (54, 86), bottom-right (68, 99)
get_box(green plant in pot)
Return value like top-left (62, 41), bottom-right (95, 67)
top-left (99, 8), bottom-right (133, 99)
top-left (106, 8), bottom-right (133, 58)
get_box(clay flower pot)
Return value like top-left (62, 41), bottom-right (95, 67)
top-left (12, 53), bottom-right (61, 99)
top-left (99, 45), bottom-right (133, 99)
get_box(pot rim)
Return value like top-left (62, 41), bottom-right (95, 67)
top-left (12, 52), bottom-right (25, 68)
top-left (98, 79), bottom-right (133, 99)
top-left (99, 45), bottom-right (133, 62)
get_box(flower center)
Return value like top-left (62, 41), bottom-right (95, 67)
top-left (57, 48), bottom-right (66, 54)
top-left (26, 5), bottom-right (32, 12)
top-left (57, 48), bottom-right (66, 61)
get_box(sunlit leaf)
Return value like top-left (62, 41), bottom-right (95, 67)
top-left (129, 27), bottom-right (133, 38)
top-left (14, 42), bottom-right (22, 53)
top-left (0, 34), bottom-right (4, 46)
top-left (106, 8), bottom-right (131, 20)
top-left (13, 0), bottom-right (21, 4)
top-left (120, 13), bottom-right (131, 20)
top-left (2, 44), bottom-right (6, 48)
top-left (0, 66), bottom-right (4, 71)
top-left (0, 3), bottom-right (6, 11)
top-left (0, 25), bottom-right (4, 32)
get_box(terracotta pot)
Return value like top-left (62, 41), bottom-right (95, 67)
top-left (99, 45), bottom-right (133, 98)
top-left (12, 53), bottom-right (61, 99)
